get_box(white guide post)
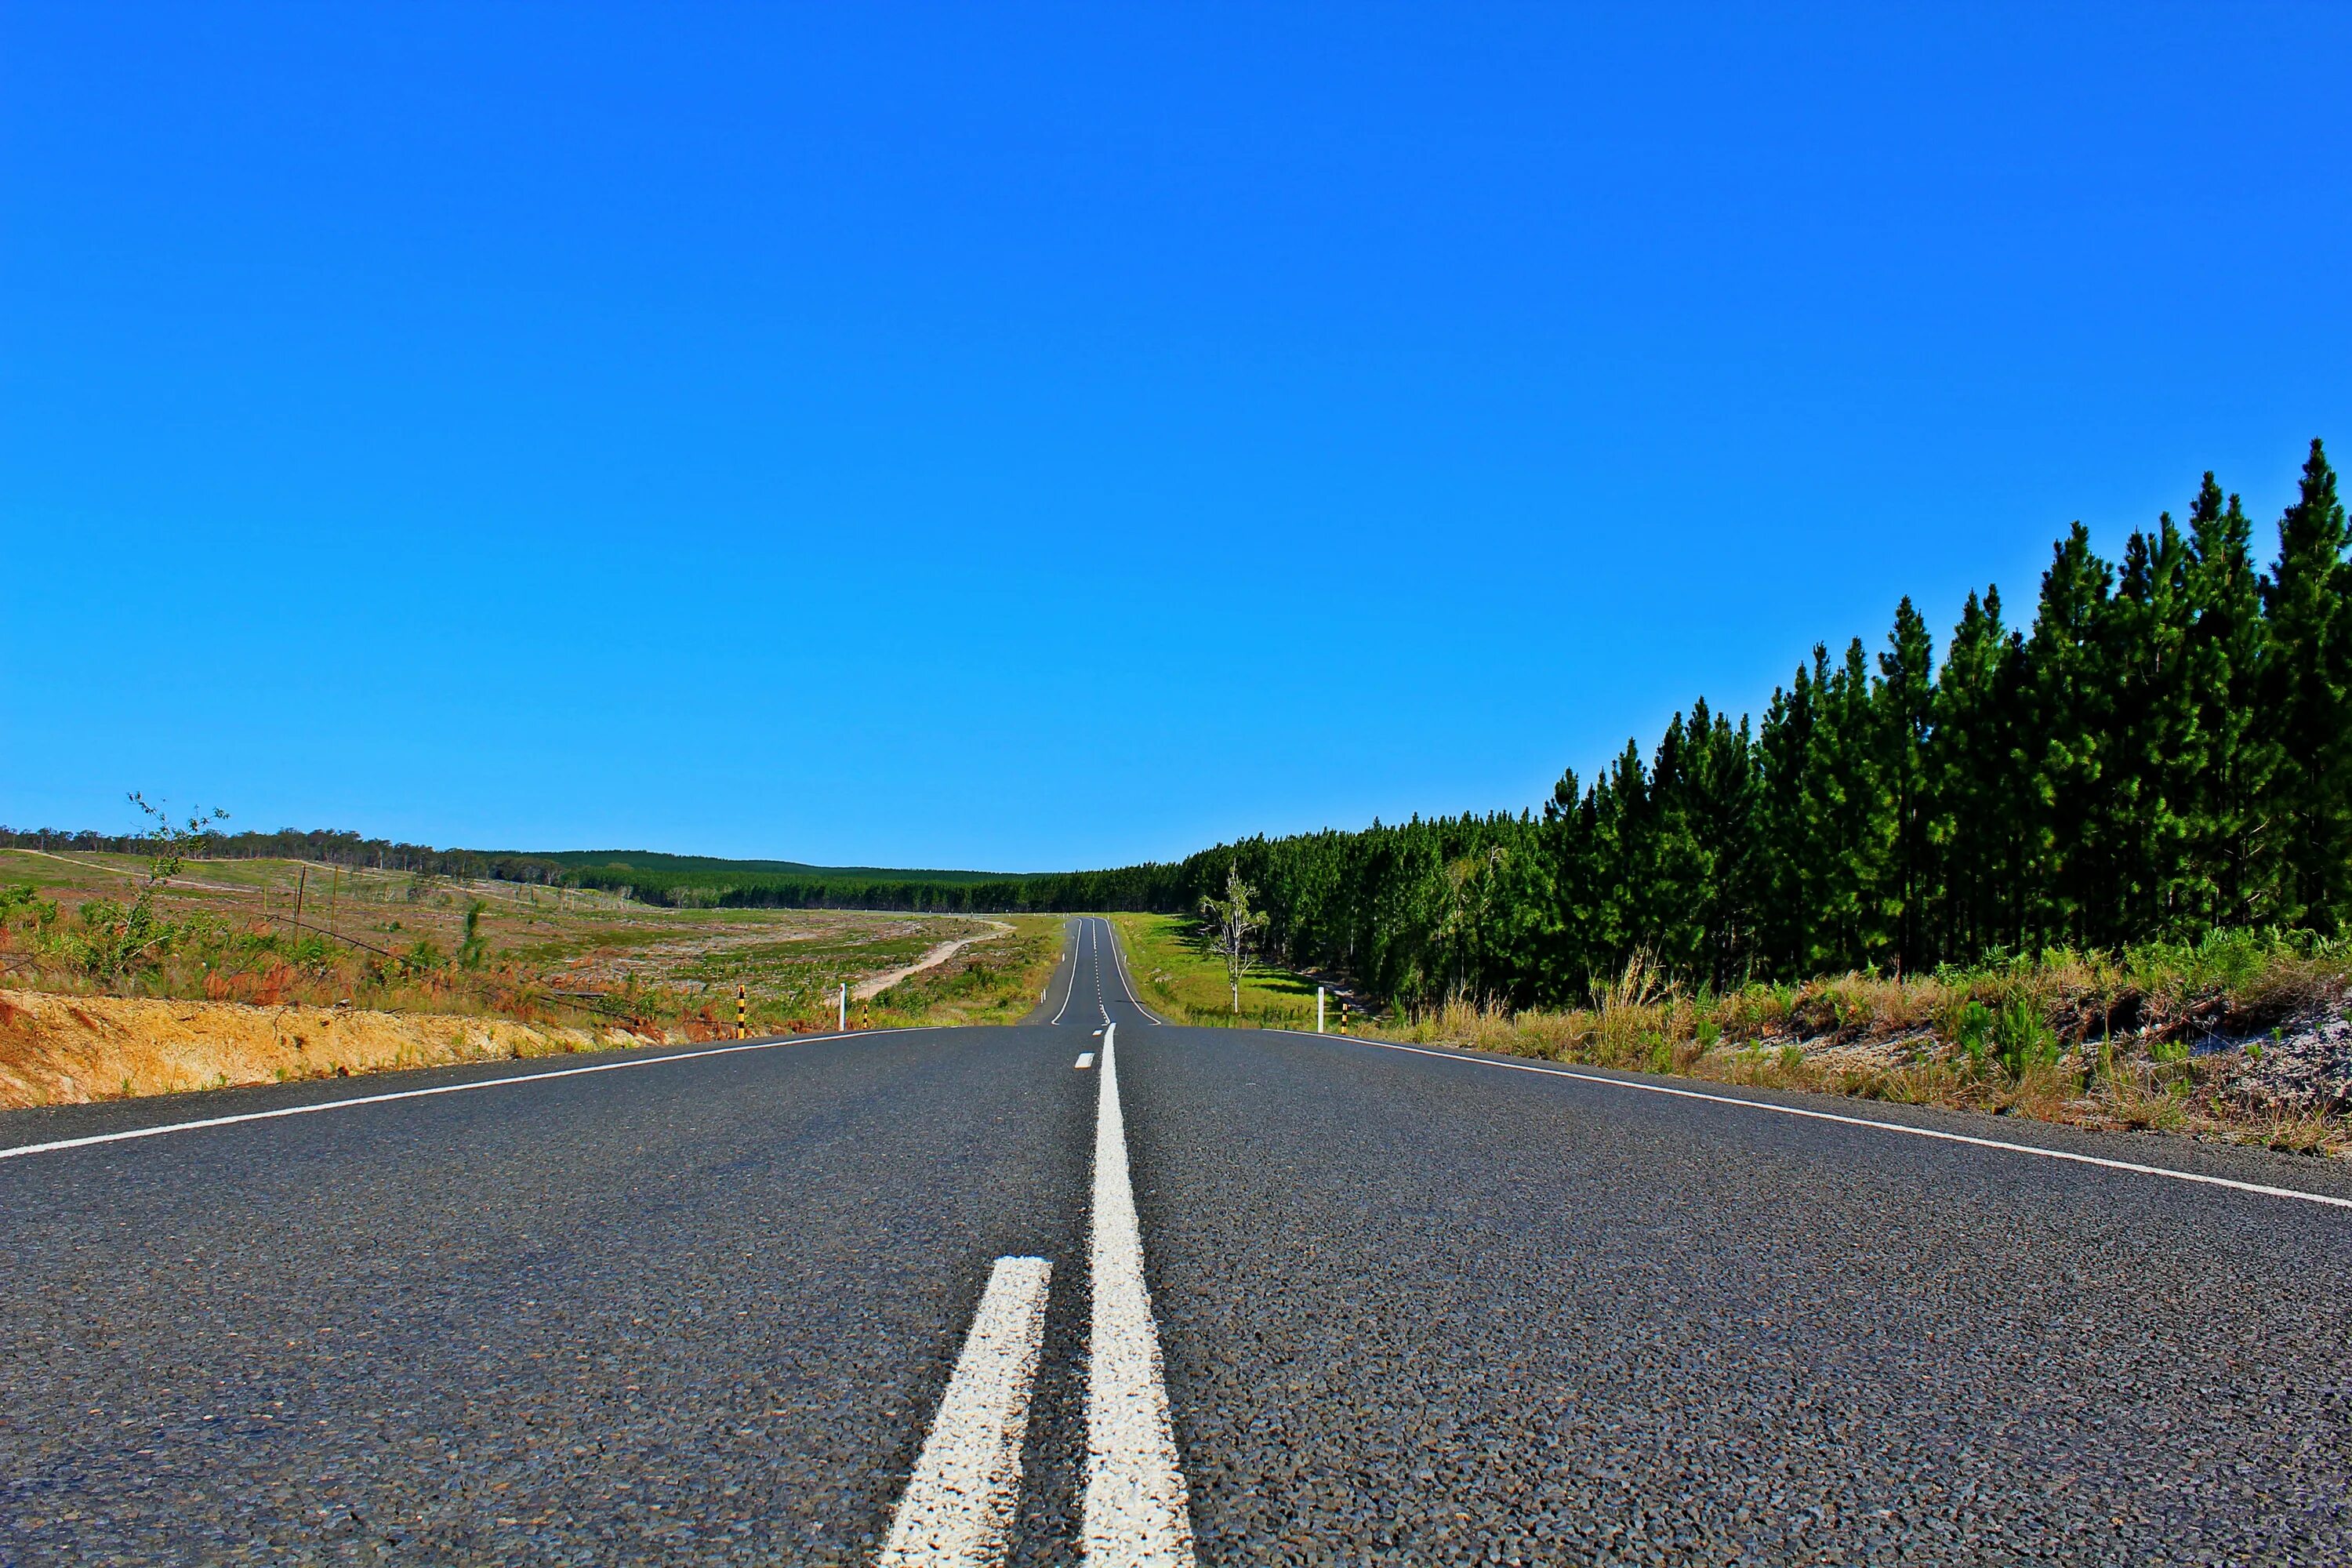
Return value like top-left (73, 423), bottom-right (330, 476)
top-left (840, 982), bottom-right (848, 1031)
top-left (1317, 986), bottom-right (1326, 1034)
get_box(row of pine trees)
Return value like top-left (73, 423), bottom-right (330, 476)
top-left (1190, 441), bottom-right (2351, 1008)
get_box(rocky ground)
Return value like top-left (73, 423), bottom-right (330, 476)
top-left (2223, 1005), bottom-right (2352, 1112)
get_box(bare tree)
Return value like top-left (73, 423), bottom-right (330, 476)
top-left (1200, 863), bottom-right (1264, 1014)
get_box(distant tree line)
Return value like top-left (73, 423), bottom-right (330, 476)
top-left (0, 825), bottom-right (577, 885)
top-left (1171, 441), bottom-right (2351, 1007)
top-left (561, 860), bottom-right (1192, 913)
top-left (0, 821), bottom-right (1196, 913)
top-left (13, 443), bottom-right (2342, 1008)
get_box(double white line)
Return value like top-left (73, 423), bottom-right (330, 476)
top-left (880, 1022), bottom-right (1196, 1566)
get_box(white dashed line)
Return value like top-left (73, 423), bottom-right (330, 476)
top-left (1077, 1053), bottom-right (1097, 1070)
top-left (1279, 1030), bottom-right (2352, 1213)
top-left (879, 1255), bottom-right (1054, 1567)
top-left (1083, 1022), bottom-right (1196, 1565)
top-left (1091, 922), bottom-right (1112, 1026)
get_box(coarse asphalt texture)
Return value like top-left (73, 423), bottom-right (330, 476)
top-left (3, 916), bottom-right (2349, 1565)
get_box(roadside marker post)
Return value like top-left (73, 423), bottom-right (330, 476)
top-left (1317, 986), bottom-right (1326, 1034)
top-left (840, 983), bottom-right (849, 1032)
top-left (736, 983), bottom-right (746, 1040)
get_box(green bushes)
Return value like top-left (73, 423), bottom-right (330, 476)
top-left (1991, 997), bottom-right (2060, 1078)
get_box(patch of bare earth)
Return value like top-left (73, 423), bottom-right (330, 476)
top-left (853, 922), bottom-right (1011, 1000)
top-left (0, 987), bottom-right (661, 1109)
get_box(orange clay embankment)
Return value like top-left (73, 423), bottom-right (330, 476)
top-left (0, 987), bottom-right (663, 1109)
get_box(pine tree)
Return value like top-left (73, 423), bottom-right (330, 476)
top-left (1685, 701), bottom-right (1760, 989)
top-left (2024, 523), bottom-right (2114, 947)
top-left (2263, 439), bottom-right (2352, 928)
top-left (1807, 639), bottom-right (1893, 971)
top-left (2184, 476), bottom-right (2278, 924)
top-left (1159, 444), bottom-right (2335, 1010)
top-left (1875, 598), bottom-right (1936, 971)
top-left (1926, 588), bottom-right (2030, 956)
top-left (1757, 655), bottom-right (1820, 974)
top-left (2103, 511), bottom-right (2203, 938)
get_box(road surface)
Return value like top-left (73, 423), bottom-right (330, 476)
top-left (4, 916), bottom-right (2348, 1564)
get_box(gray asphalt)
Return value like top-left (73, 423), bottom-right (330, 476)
top-left (5, 916), bottom-right (2351, 1564)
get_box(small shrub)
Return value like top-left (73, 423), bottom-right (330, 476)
top-left (1994, 998), bottom-right (2059, 1079)
top-left (1955, 1000), bottom-right (1995, 1075)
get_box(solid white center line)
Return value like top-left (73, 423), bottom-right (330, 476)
top-left (1077, 1053), bottom-right (1097, 1070)
top-left (1083, 1023), bottom-right (1196, 1566)
top-left (879, 1254), bottom-right (1054, 1568)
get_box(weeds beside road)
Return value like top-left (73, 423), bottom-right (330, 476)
top-left (1102, 914), bottom-right (2352, 1159)
top-left (0, 850), bottom-right (1063, 1107)
top-left (1375, 934), bottom-right (2352, 1158)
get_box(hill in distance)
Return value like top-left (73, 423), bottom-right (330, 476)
top-left (516, 850), bottom-right (1039, 886)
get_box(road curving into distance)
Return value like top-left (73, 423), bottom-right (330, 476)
top-left (3, 916), bottom-right (2348, 1564)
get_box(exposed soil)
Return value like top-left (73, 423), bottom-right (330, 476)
top-left (851, 921), bottom-right (1013, 1000)
top-left (0, 987), bottom-right (662, 1109)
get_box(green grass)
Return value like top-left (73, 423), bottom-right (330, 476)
top-left (864, 916), bottom-right (1066, 1029)
top-left (1104, 912), bottom-right (1327, 1029)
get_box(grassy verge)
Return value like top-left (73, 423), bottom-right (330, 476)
top-left (863, 916), bottom-right (1067, 1029)
top-left (1367, 934), bottom-right (2352, 1158)
top-left (1104, 912), bottom-right (1330, 1028)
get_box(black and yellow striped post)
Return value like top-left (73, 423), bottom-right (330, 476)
top-left (736, 983), bottom-right (746, 1040)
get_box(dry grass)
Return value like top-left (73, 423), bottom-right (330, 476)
top-left (0, 849), bottom-right (1004, 1037)
top-left (1366, 935), bottom-right (2352, 1160)
top-left (0, 916), bottom-right (1071, 1110)
top-left (0, 986), bottom-right (656, 1109)
top-left (0, 855), bottom-right (1081, 1107)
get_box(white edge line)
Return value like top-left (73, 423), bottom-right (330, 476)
top-left (1051, 917), bottom-right (1080, 1025)
top-left (1096, 916), bottom-right (1167, 1026)
top-left (1106, 916), bottom-right (1166, 1025)
top-left (1083, 1021), bottom-right (1197, 1563)
top-left (1268, 1029), bottom-right (2352, 1212)
top-left (879, 1254), bottom-right (1053, 1568)
top-left (0, 1028), bottom-right (922, 1163)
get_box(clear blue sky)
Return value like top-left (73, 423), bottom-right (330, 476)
top-left (5, 3), bottom-right (2348, 869)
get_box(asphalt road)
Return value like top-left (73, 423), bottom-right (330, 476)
top-left (5, 916), bottom-right (2350, 1565)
